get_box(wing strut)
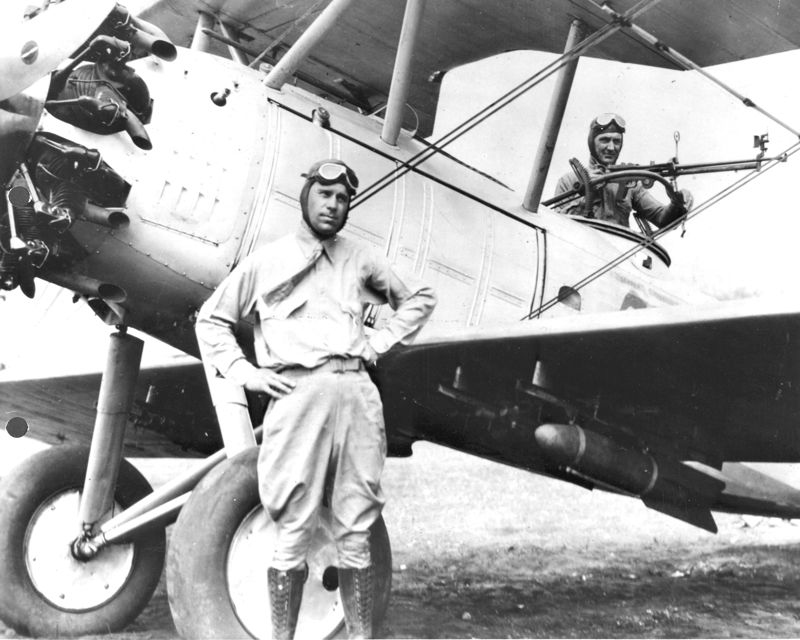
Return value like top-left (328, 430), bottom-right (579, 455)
top-left (190, 12), bottom-right (215, 53)
top-left (264, 0), bottom-right (357, 90)
top-left (523, 18), bottom-right (588, 213)
top-left (381, 0), bottom-right (427, 146)
top-left (217, 20), bottom-right (248, 65)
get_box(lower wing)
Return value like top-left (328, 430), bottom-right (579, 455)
top-left (376, 297), bottom-right (800, 531)
top-left (0, 360), bottom-right (216, 457)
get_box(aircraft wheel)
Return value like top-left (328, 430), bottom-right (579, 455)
top-left (167, 446), bottom-right (392, 639)
top-left (0, 445), bottom-right (166, 637)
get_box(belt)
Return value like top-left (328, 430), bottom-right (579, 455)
top-left (280, 357), bottom-right (364, 375)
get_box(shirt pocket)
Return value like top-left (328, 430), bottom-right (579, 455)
top-left (257, 289), bottom-right (309, 320)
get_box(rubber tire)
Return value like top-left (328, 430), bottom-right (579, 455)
top-left (167, 446), bottom-right (392, 639)
top-left (0, 445), bottom-right (166, 637)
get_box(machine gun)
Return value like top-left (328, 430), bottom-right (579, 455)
top-left (543, 154), bottom-right (787, 210)
top-left (542, 133), bottom-right (787, 211)
top-left (607, 155), bottom-right (787, 186)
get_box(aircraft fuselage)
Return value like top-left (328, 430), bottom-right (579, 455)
top-left (27, 48), bottom-right (691, 360)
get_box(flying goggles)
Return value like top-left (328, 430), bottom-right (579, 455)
top-left (302, 162), bottom-right (359, 195)
top-left (591, 113), bottom-right (626, 132)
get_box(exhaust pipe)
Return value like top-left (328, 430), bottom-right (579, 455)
top-left (82, 202), bottom-right (129, 229)
top-left (129, 15), bottom-right (177, 61)
top-left (44, 271), bottom-right (126, 303)
top-left (100, 4), bottom-right (177, 62)
top-left (45, 272), bottom-right (128, 323)
top-left (120, 107), bottom-right (152, 150)
top-left (48, 95), bottom-right (152, 150)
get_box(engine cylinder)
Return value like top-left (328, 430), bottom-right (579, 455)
top-left (9, 196), bottom-right (39, 242)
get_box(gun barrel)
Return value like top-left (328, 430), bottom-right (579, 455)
top-left (610, 156), bottom-right (785, 177)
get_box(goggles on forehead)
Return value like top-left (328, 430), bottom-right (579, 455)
top-left (302, 162), bottom-right (359, 193)
top-left (592, 113), bottom-right (626, 131)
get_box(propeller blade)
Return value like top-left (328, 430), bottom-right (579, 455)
top-left (17, 254), bottom-right (35, 299)
top-left (0, 0), bottom-right (117, 101)
top-left (0, 91), bottom-right (45, 186)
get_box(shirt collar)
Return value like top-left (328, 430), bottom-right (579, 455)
top-left (588, 156), bottom-right (608, 172)
top-left (296, 219), bottom-right (339, 262)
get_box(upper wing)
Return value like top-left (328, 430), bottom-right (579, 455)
top-left (140, 1), bottom-right (800, 136)
top-left (377, 296), bottom-right (800, 467)
top-left (0, 360), bottom-right (219, 457)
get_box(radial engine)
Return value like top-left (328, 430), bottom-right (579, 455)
top-left (0, 2), bottom-right (175, 298)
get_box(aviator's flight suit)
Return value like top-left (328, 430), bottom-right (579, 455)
top-left (195, 220), bottom-right (436, 569)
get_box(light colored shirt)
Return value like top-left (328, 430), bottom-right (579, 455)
top-left (195, 221), bottom-right (436, 385)
top-left (553, 157), bottom-right (678, 228)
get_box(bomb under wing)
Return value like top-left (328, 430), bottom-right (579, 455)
top-left (534, 423), bottom-right (725, 532)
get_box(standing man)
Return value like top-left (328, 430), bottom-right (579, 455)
top-left (553, 113), bottom-right (693, 228)
top-left (195, 159), bottom-right (436, 639)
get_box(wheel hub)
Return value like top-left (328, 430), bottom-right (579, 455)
top-left (25, 489), bottom-right (135, 611)
top-left (227, 505), bottom-right (343, 639)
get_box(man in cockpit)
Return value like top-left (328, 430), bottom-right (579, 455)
top-left (553, 113), bottom-right (693, 228)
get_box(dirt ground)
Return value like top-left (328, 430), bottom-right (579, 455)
top-left (3, 442), bottom-right (800, 639)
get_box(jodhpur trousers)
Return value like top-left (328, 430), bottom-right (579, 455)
top-left (257, 365), bottom-right (386, 570)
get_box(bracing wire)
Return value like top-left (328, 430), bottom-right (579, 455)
top-left (248, 0), bottom-right (326, 69)
top-left (600, 3), bottom-right (800, 140)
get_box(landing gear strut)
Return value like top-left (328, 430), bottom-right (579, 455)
top-left (0, 328), bottom-right (166, 637)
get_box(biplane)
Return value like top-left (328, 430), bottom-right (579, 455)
top-left (1, 0), bottom-right (800, 637)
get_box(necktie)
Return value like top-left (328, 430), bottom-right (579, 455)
top-left (262, 244), bottom-right (323, 306)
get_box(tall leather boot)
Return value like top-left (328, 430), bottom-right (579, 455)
top-left (268, 565), bottom-right (306, 640)
top-left (338, 565), bottom-right (374, 639)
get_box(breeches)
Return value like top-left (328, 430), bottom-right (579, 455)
top-left (257, 368), bottom-right (386, 570)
